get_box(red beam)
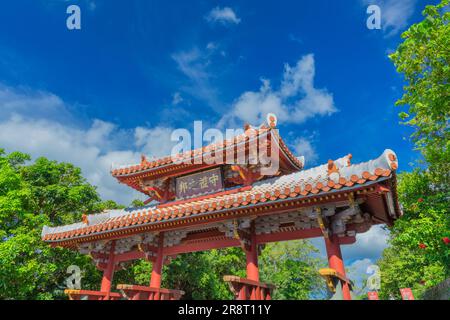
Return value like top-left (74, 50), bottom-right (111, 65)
top-left (256, 228), bottom-right (323, 244)
top-left (339, 236), bottom-right (357, 245)
top-left (115, 250), bottom-right (145, 262)
top-left (182, 230), bottom-right (225, 242)
top-left (164, 238), bottom-right (241, 255)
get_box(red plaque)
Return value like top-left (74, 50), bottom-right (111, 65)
top-left (176, 168), bottom-right (223, 199)
top-left (400, 288), bottom-right (415, 300)
top-left (367, 291), bottom-right (379, 300)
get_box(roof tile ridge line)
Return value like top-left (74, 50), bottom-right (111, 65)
top-left (250, 150), bottom-right (376, 188)
top-left (112, 127), bottom-right (270, 174)
top-left (270, 129), bottom-right (304, 170)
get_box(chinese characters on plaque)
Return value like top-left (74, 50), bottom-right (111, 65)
top-left (176, 168), bottom-right (223, 199)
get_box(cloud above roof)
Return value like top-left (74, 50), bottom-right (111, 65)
top-left (205, 6), bottom-right (241, 25)
top-left (219, 54), bottom-right (337, 127)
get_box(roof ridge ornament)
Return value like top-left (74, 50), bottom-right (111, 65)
top-left (141, 154), bottom-right (149, 166)
top-left (266, 113), bottom-right (278, 129)
top-left (82, 214), bottom-right (89, 225)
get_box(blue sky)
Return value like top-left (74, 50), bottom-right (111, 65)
top-left (0, 0), bottom-right (438, 294)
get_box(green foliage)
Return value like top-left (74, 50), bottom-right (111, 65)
top-left (20, 157), bottom-right (100, 222)
top-left (389, 0), bottom-right (450, 187)
top-left (259, 240), bottom-right (327, 300)
top-left (378, 170), bottom-right (449, 299)
top-left (93, 199), bottom-right (126, 212)
top-left (130, 248), bottom-right (246, 300)
top-left (130, 199), bottom-right (145, 208)
top-left (0, 150), bottom-right (103, 299)
top-left (393, 171), bottom-right (449, 266)
top-left (378, 0), bottom-right (450, 300)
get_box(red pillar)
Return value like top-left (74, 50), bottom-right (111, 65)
top-left (244, 225), bottom-right (259, 300)
top-left (150, 233), bottom-right (164, 289)
top-left (324, 235), bottom-right (351, 300)
top-left (100, 241), bottom-right (116, 299)
top-left (245, 225), bottom-right (259, 282)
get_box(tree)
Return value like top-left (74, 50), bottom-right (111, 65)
top-left (130, 248), bottom-right (246, 300)
top-left (378, 170), bottom-right (449, 299)
top-left (378, 0), bottom-right (450, 299)
top-left (389, 0), bottom-right (449, 188)
top-left (130, 199), bottom-right (145, 208)
top-left (259, 240), bottom-right (327, 300)
top-left (0, 150), bottom-right (105, 299)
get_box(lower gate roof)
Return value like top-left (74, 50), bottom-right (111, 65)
top-left (41, 149), bottom-right (401, 246)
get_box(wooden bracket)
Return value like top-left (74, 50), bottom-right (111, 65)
top-left (319, 268), bottom-right (354, 293)
top-left (231, 165), bottom-right (262, 186)
top-left (316, 207), bottom-right (329, 239)
top-left (232, 219), bottom-right (252, 251)
top-left (142, 179), bottom-right (175, 203)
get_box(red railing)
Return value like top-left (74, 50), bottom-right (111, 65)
top-left (223, 275), bottom-right (275, 300)
top-left (65, 289), bottom-right (123, 300)
top-left (117, 284), bottom-right (185, 300)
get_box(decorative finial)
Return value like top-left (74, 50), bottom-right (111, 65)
top-left (347, 154), bottom-right (352, 166)
top-left (141, 154), bottom-right (148, 165)
top-left (82, 214), bottom-right (89, 225)
top-left (266, 113), bottom-right (277, 128)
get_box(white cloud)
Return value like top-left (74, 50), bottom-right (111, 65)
top-left (363, 0), bottom-right (417, 36)
top-left (0, 115), bottom-right (136, 204)
top-left (0, 84), bottom-right (71, 121)
top-left (206, 7), bottom-right (241, 25)
top-left (172, 92), bottom-right (183, 105)
top-left (220, 54), bottom-right (337, 127)
top-left (0, 84), bottom-right (174, 205)
top-left (292, 137), bottom-right (318, 165)
top-left (347, 258), bottom-right (374, 293)
top-left (310, 224), bottom-right (390, 273)
top-left (172, 48), bottom-right (210, 83)
top-left (206, 42), bottom-right (218, 51)
top-left (172, 47), bottom-right (222, 112)
top-left (342, 224), bottom-right (390, 261)
top-left (134, 126), bottom-right (175, 158)
top-left (348, 258), bottom-right (373, 275)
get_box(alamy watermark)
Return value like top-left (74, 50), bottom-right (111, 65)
top-left (66, 5), bottom-right (81, 30)
top-left (366, 264), bottom-right (381, 291)
top-left (66, 265), bottom-right (82, 289)
top-left (366, 5), bottom-right (381, 30)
